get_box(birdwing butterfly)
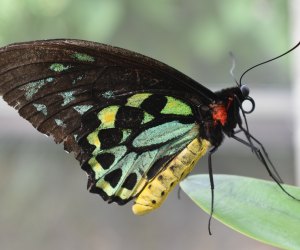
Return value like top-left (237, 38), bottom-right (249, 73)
top-left (0, 39), bottom-right (298, 218)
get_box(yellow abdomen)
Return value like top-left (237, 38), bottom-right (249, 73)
top-left (132, 138), bottom-right (211, 215)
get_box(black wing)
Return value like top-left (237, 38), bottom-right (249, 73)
top-left (0, 39), bottom-right (216, 161)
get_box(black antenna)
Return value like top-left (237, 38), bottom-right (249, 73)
top-left (239, 41), bottom-right (300, 86)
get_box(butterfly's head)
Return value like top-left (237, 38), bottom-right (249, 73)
top-left (212, 84), bottom-right (255, 137)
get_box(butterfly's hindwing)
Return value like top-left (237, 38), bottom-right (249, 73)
top-left (79, 92), bottom-right (200, 204)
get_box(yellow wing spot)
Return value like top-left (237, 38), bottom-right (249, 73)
top-left (87, 131), bottom-right (101, 149)
top-left (113, 176), bottom-right (148, 201)
top-left (126, 93), bottom-right (152, 108)
top-left (132, 138), bottom-right (211, 215)
top-left (98, 105), bottom-right (119, 129)
top-left (103, 112), bottom-right (115, 123)
top-left (96, 179), bottom-right (114, 196)
top-left (116, 187), bottom-right (133, 200)
top-left (88, 157), bottom-right (105, 179)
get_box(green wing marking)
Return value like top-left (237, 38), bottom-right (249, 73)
top-left (132, 121), bottom-right (195, 147)
top-left (79, 92), bottom-right (199, 204)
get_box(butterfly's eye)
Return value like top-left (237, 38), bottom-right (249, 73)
top-left (240, 84), bottom-right (250, 97)
top-left (241, 96), bottom-right (255, 114)
top-left (239, 85), bottom-right (255, 113)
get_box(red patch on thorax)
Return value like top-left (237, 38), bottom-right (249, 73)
top-left (211, 104), bottom-right (227, 126)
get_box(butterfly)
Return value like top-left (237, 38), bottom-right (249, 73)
top-left (0, 39), bottom-right (298, 217)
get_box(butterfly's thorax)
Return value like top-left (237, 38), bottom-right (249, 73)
top-left (195, 86), bottom-right (244, 147)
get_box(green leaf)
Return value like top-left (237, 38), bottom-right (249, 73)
top-left (180, 174), bottom-right (300, 250)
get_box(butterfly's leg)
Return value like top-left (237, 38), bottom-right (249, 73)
top-left (208, 146), bottom-right (218, 235)
top-left (231, 134), bottom-right (299, 201)
top-left (177, 184), bottom-right (182, 200)
top-left (237, 124), bottom-right (283, 183)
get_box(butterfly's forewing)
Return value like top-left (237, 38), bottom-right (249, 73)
top-left (0, 39), bottom-right (215, 209)
top-left (0, 41), bottom-right (106, 160)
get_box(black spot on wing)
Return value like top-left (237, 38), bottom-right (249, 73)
top-left (81, 110), bottom-right (101, 132)
top-left (96, 153), bottom-right (115, 170)
top-left (98, 128), bottom-right (123, 149)
top-left (140, 94), bottom-right (167, 115)
top-left (122, 172), bottom-right (138, 190)
top-left (78, 137), bottom-right (96, 155)
top-left (115, 106), bottom-right (144, 128)
top-left (104, 169), bottom-right (122, 188)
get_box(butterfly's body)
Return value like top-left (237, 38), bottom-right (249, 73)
top-left (133, 138), bottom-right (210, 215)
top-left (0, 39), bottom-right (267, 215)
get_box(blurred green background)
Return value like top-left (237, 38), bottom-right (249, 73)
top-left (0, 0), bottom-right (297, 249)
